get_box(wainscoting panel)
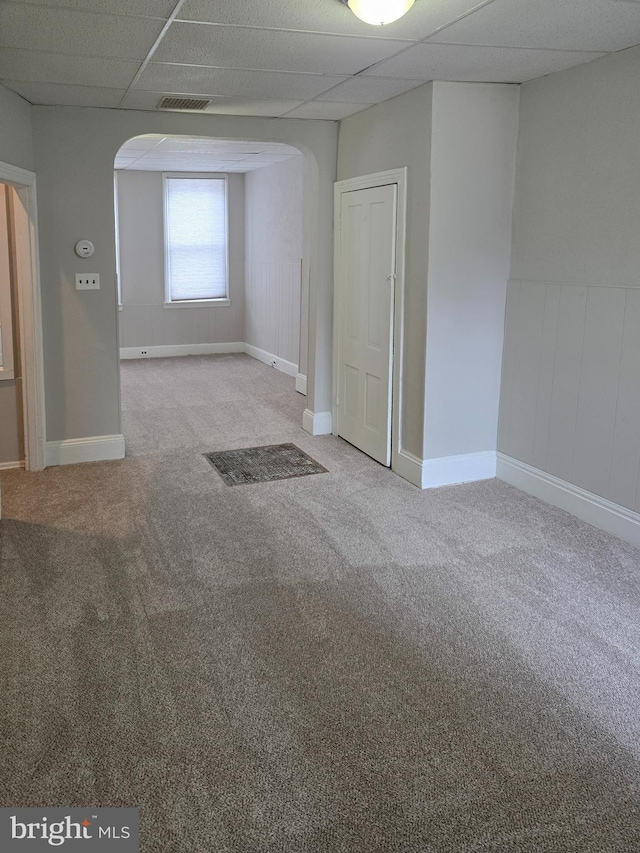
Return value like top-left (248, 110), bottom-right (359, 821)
top-left (499, 279), bottom-right (640, 513)
top-left (245, 260), bottom-right (301, 367)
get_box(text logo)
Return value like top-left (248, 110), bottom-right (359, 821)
top-left (1, 809), bottom-right (138, 851)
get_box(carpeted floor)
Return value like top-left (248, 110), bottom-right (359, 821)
top-left (1, 353), bottom-right (640, 851)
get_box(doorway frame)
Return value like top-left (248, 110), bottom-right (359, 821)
top-left (0, 160), bottom-right (46, 472)
top-left (332, 167), bottom-right (408, 474)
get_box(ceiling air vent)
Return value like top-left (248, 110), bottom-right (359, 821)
top-left (157, 97), bottom-right (211, 111)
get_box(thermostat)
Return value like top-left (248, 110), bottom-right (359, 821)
top-left (75, 240), bottom-right (94, 258)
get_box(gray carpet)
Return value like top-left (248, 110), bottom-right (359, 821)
top-left (1, 353), bottom-right (640, 852)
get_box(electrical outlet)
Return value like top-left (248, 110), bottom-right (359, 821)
top-left (75, 273), bottom-right (100, 290)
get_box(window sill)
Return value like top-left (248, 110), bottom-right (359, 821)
top-left (0, 367), bottom-right (15, 382)
top-left (163, 299), bottom-right (230, 309)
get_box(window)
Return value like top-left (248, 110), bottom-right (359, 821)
top-left (163, 174), bottom-right (228, 304)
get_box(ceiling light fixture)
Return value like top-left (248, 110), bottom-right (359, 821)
top-left (340, 0), bottom-right (415, 26)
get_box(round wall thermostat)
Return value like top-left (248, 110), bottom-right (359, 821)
top-left (75, 240), bottom-right (94, 258)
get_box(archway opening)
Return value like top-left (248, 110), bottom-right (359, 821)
top-left (113, 133), bottom-right (309, 457)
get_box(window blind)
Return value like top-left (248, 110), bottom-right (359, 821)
top-left (165, 177), bottom-right (228, 301)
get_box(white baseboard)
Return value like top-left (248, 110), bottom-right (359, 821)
top-left (0, 460), bottom-right (24, 471)
top-left (497, 453), bottom-right (640, 550)
top-left (394, 449), bottom-right (424, 488)
top-left (303, 409), bottom-right (332, 436)
top-left (120, 342), bottom-right (244, 359)
top-left (243, 344), bottom-right (297, 378)
top-left (45, 434), bottom-right (125, 467)
top-left (394, 449), bottom-right (496, 489)
top-left (120, 342), bottom-right (299, 382)
top-left (423, 450), bottom-right (496, 488)
top-left (295, 373), bottom-right (307, 396)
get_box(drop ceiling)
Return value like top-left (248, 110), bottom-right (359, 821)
top-left (1, 0), bottom-right (639, 120)
top-left (114, 135), bottom-right (302, 172)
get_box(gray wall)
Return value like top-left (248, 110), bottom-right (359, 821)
top-left (338, 84), bottom-right (433, 458)
top-left (31, 105), bottom-right (337, 442)
top-left (338, 81), bottom-right (518, 464)
top-left (499, 44), bottom-right (640, 511)
top-left (0, 84), bottom-right (32, 465)
top-left (425, 82), bottom-right (519, 459)
top-left (0, 84), bottom-right (33, 173)
top-left (245, 155), bottom-right (304, 368)
top-left (117, 170), bottom-right (245, 348)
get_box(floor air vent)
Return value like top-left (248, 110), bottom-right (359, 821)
top-left (157, 97), bottom-right (211, 111)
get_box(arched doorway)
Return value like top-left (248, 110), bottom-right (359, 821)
top-left (113, 134), bottom-right (309, 456)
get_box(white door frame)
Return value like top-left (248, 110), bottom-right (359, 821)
top-left (333, 168), bottom-right (407, 473)
top-left (0, 160), bottom-right (46, 472)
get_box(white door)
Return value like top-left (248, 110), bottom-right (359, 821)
top-left (337, 183), bottom-right (397, 466)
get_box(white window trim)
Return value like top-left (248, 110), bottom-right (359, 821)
top-left (162, 172), bottom-right (230, 307)
top-left (163, 298), bottom-right (230, 309)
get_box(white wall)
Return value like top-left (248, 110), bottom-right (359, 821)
top-left (117, 170), bottom-right (245, 349)
top-left (31, 106), bottom-right (337, 443)
top-left (425, 82), bottom-right (519, 460)
top-left (338, 84), bottom-right (433, 458)
top-left (244, 155), bottom-right (304, 370)
top-left (0, 84), bottom-right (32, 466)
top-left (499, 44), bottom-right (640, 512)
top-left (338, 82), bottom-right (518, 474)
top-left (0, 84), bottom-right (33, 173)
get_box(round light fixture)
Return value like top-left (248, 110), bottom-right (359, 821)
top-left (343, 0), bottom-right (416, 26)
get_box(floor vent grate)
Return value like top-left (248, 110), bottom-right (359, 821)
top-left (204, 443), bottom-right (328, 486)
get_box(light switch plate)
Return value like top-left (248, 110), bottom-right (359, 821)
top-left (76, 274), bottom-right (100, 290)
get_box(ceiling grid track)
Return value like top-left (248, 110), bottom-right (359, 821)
top-left (117, 0), bottom-right (188, 109)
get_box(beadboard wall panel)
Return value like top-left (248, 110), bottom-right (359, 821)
top-left (244, 155), bottom-right (304, 370)
top-left (499, 279), bottom-right (640, 512)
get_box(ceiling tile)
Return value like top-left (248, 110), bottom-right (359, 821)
top-left (204, 98), bottom-right (305, 116)
top-left (151, 140), bottom-right (245, 153)
top-left (0, 49), bottom-right (141, 88)
top-left (120, 88), bottom-right (306, 116)
top-left (117, 135), bottom-right (164, 149)
top-left (0, 5), bottom-right (166, 60)
top-left (119, 158), bottom-right (171, 165)
top-left (237, 152), bottom-right (299, 165)
top-left (428, 0), bottom-right (640, 52)
top-left (152, 22), bottom-right (408, 75)
top-left (10, 0), bottom-right (176, 17)
top-left (166, 164), bottom-right (233, 171)
top-left (114, 139), bottom-right (301, 171)
top-left (225, 164), bottom-right (264, 171)
top-left (3, 80), bottom-right (124, 106)
top-left (117, 136), bottom-right (302, 159)
top-left (135, 64), bottom-right (348, 100)
top-left (317, 75), bottom-right (426, 103)
top-left (119, 90), bottom-right (185, 110)
top-left (149, 138), bottom-right (299, 153)
top-left (361, 42), bottom-right (605, 83)
top-left (166, 163), bottom-right (232, 170)
top-left (179, 0), bottom-right (489, 41)
top-left (282, 101), bottom-right (372, 119)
